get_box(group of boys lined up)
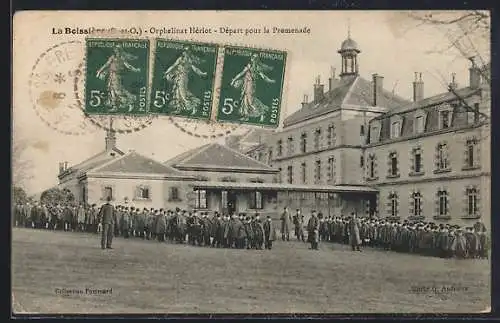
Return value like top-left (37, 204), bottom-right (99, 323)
top-left (283, 208), bottom-right (490, 259)
top-left (13, 201), bottom-right (490, 258)
top-left (13, 201), bottom-right (281, 250)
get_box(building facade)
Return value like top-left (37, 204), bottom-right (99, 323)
top-left (241, 34), bottom-right (411, 217)
top-left (364, 65), bottom-right (490, 229)
top-left (240, 36), bottom-right (491, 229)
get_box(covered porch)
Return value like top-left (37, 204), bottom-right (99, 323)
top-left (187, 181), bottom-right (379, 219)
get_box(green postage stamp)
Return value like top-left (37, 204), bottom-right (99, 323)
top-left (149, 39), bottom-right (219, 120)
top-left (85, 38), bottom-right (150, 115)
top-left (216, 45), bottom-right (287, 127)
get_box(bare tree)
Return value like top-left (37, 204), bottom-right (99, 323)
top-left (389, 11), bottom-right (490, 81)
top-left (12, 137), bottom-right (34, 190)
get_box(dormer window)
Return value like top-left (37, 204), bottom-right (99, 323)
top-left (370, 123), bottom-right (380, 144)
top-left (391, 121), bottom-right (401, 138)
top-left (438, 104), bottom-right (453, 130)
top-left (440, 111), bottom-right (450, 128)
top-left (414, 110), bottom-right (427, 134)
top-left (390, 115), bottom-right (403, 139)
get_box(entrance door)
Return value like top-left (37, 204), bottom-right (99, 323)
top-left (227, 191), bottom-right (237, 215)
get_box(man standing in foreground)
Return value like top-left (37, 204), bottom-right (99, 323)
top-left (98, 196), bottom-right (116, 250)
top-left (307, 210), bottom-right (320, 250)
top-left (348, 212), bottom-right (362, 252)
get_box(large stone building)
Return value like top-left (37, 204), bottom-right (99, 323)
top-left (364, 62), bottom-right (490, 228)
top-left (239, 35), bottom-right (491, 229)
top-left (240, 34), bottom-right (411, 217)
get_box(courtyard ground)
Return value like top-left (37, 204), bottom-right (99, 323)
top-left (12, 228), bottom-right (490, 314)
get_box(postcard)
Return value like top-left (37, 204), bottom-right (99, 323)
top-left (12, 10), bottom-right (491, 315)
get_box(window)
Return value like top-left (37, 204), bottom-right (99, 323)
top-left (467, 188), bottom-right (479, 217)
top-left (438, 190), bottom-right (448, 216)
top-left (314, 128), bottom-right (321, 150)
top-left (411, 147), bottom-right (423, 174)
top-left (467, 111), bottom-right (476, 124)
top-left (412, 192), bottom-right (422, 217)
top-left (250, 191), bottom-right (263, 209)
top-left (221, 191), bottom-right (228, 206)
top-left (277, 167), bottom-right (282, 183)
top-left (136, 186), bottom-right (150, 199)
top-left (287, 165), bottom-right (293, 184)
top-left (368, 154), bottom-right (376, 178)
top-left (301, 162), bottom-right (306, 184)
top-left (436, 143), bottom-right (449, 170)
top-left (389, 192), bottom-right (398, 217)
top-left (104, 186), bottom-right (113, 200)
top-left (287, 137), bottom-right (294, 155)
top-left (82, 187), bottom-right (86, 204)
top-left (360, 125), bottom-right (365, 136)
top-left (370, 125), bottom-right (379, 143)
top-left (268, 149), bottom-right (273, 164)
top-left (221, 176), bottom-right (237, 182)
top-left (328, 157), bottom-right (335, 181)
top-left (277, 140), bottom-right (283, 156)
top-left (315, 160), bottom-right (322, 182)
top-left (195, 190), bottom-right (207, 209)
top-left (170, 187), bottom-right (180, 201)
top-left (415, 116), bottom-right (425, 133)
top-left (388, 152), bottom-right (398, 176)
top-left (258, 151), bottom-right (263, 161)
top-left (465, 138), bottom-right (477, 168)
top-left (301, 133), bottom-right (307, 153)
top-left (439, 110), bottom-right (451, 129)
top-left (391, 121), bottom-right (401, 138)
top-left (360, 155), bottom-right (364, 168)
top-left (327, 124), bottom-right (336, 147)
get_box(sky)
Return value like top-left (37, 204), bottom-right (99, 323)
top-left (12, 10), bottom-right (490, 195)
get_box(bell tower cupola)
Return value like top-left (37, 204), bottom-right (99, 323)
top-left (338, 21), bottom-right (360, 79)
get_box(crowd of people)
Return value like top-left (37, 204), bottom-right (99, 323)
top-left (284, 208), bottom-right (490, 259)
top-left (12, 200), bottom-right (279, 250)
top-left (13, 201), bottom-right (490, 259)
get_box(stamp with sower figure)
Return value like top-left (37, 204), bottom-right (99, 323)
top-left (216, 45), bottom-right (287, 128)
top-left (149, 39), bottom-right (219, 120)
top-left (84, 38), bottom-right (150, 115)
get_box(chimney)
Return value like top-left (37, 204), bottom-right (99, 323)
top-left (412, 72), bottom-right (424, 102)
top-left (313, 76), bottom-right (325, 102)
top-left (448, 73), bottom-right (458, 91)
top-left (469, 56), bottom-right (481, 89)
top-left (59, 162), bottom-right (65, 174)
top-left (372, 73), bottom-right (384, 106)
top-left (328, 66), bottom-right (336, 91)
top-left (301, 94), bottom-right (309, 108)
top-left (64, 161), bottom-right (68, 170)
top-left (105, 129), bottom-right (117, 151)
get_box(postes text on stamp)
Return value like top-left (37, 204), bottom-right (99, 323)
top-left (150, 39), bottom-right (218, 120)
top-left (84, 38), bottom-right (150, 115)
top-left (216, 46), bottom-right (287, 127)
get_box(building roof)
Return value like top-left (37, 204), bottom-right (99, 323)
top-left (372, 86), bottom-right (481, 120)
top-left (165, 142), bottom-right (277, 172)
top-left (340, 37), bottom-right (360, 52)
top-left (283, 76), bottom-right (410, 127)
top-left (58, 147), bottom-right (125, 180)
top-left (189, 181), bottom-right (378, 193)
top-left (225, 128), bottom-right (275, 152)
top-left (90, 151), bottom-right (183, 175)
top-left (239, 128), bottom-right (274, 144)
